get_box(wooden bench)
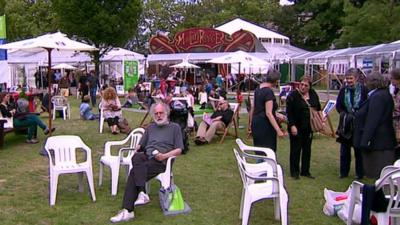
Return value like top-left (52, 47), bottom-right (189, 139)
top-left (0, 119), bottom-right (28, 149)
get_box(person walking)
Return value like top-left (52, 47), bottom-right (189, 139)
top-left (87, 70), bottom-right (100, 107)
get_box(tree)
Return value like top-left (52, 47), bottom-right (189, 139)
top-left (336, 0), bottom-right (400, 48)
top-left (179, 0), bottom-right (280, 32)
top-left (274, 0), bottom-right (345, 51)
top-left (3, 0), bottom-right (58, 41)
top-left (126, 0), bottom-right (186, 53)
top-left (52, 0), bottom-right (142, 74)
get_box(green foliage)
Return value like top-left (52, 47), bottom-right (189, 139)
top-left (336, 0), bottom-right (400, 48)
top-left (179, 0), bottom-right (280, 30)
top-left (3, 0), bottom-right (58, 41)
top-left (128, 0), bottom-right (186, 53)
top-left (274, 0), bottom-right (345, 51)
top-left (51, 0), bottom-right (142, 75)
top-left (52, 0), bottom-right (142, 51)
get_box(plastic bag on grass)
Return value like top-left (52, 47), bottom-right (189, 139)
top-left (323, 186), bottom-right (351, 216)
top-left (337, 194), bottom-right (362, 225)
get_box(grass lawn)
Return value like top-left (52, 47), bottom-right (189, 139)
top-left (0, 97), bottom-right (373, 225)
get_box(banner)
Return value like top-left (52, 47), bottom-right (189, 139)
top-left (0, 15), bottom-right (6, 38)
top-left (0, 39), bottom-right (6, 60)
top-left (0, 15), bottom-right (6, 61)
top-left (123, 60), bottom-right (139, 91)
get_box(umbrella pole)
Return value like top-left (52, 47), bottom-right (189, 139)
top-left (46, 48), bottom-right (53, 135)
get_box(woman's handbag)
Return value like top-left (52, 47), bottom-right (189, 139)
top-left (299, 90), bottom-right (324, 132)
top-left (309, 107), bottom-right (324, 132)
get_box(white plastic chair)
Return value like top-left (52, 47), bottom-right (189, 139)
top-left (99, 102), bottom-right (105, 133)
top-left (236, 138), bottom-right (277, 161)
top-left (233, 148), bottom-right (288, 225)
top-left (44, 135), bottom-right (96, 206)
top-left (51, 95), bottom-right (70, 120)
top-left (99, 128), bottom-right (145, 196)
top-left (347, 167), bottom-right (400, 225)
top-left (145, 156), bottom-right (176, 193)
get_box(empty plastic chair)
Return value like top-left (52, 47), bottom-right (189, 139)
top-left (51, 96), bottom-right (70, 120)
top-left (233, 148), bottom-right (288, 225)
top-left (44, 135), bottom-right (96, 206)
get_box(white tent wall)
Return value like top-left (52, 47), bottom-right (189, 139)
top-left (7, 63), bottom-right (37, 88)
top-left (100, 60), bottom-right (143, 87)
top-left (0, 61), bottom-right (11, 87)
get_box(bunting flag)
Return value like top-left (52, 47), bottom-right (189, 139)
top-left (0, 15), bottom-right (7, 60)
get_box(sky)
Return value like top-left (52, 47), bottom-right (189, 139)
top-left (280, 0), bottom-right (294, 6)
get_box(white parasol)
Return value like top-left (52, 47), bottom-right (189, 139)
top-left (0, 32), bottom-right (97, 133)
top-left (52, 63), bottom-right (77, 70)
top-left (170, 60), bottom-right (200, 80)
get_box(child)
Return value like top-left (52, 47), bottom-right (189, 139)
top-left (122, 88), bottom-right (139, 108)
top-left (80, 95), bottom-right (99, 120)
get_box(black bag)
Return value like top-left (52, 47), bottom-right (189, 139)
top-left (336, 112), bottom-right (355, 143)
top-left (117, 118), bottom-right (132, 134)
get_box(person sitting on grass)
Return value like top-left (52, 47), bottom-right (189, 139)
top-left (110, 102), bottom-right (183, 223)
top-left (0, 93), bottom-right (55, 144)
top-left (195, 100), bottom-right (233, 145)
top-left (122, 88), bottom-right (139, 108)
top-left (80, 95), bottom-right (99, 120)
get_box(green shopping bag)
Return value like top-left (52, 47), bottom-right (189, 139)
top-left (159, 184), bottom-right (191, 215)
top-left (168, 185), bottom-right (184, 211)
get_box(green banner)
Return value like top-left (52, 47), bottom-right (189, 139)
top-left (123, 60), bottom-right (139, 91)
top-left (0, 15), bottom-right (6, 39)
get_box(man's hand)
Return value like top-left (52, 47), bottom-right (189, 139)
top-left (154, 153), bottom-right (168, 161)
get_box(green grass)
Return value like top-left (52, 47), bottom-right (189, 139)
top-left (0, 97), bottom-right (373, 225)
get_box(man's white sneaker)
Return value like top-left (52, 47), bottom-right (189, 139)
top-left (110, 209), bottom-right (134, 223)
top-left (134, 191), bottom-right (150, 206)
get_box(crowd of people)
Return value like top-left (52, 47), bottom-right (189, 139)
top-left (4, 66), bottom-right (400, 222)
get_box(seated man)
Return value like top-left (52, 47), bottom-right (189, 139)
top-left (195, 100), bottom-right (234, 145)
top-left (122, 88), bottom-right (139, 108)
top-left (208, 89), bottom-right (222, 110)
top-left (110, 102), bottom-right (184, 223)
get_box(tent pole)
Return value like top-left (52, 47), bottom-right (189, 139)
top-left (46, 48), bottom-right (53, 135)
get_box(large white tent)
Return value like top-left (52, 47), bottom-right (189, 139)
top-left (2, 45), bottom-right (146, 88)
top-left (216, 18), bottom-right (290, 44)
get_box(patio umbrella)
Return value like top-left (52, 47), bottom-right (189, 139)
top-left (206, 50), bottom-right (268, 71)
top-left (101, 48), bottom-right (145, 61)
top-left (52, 63), bottom-right (77, 70)
top-left (0, 32), bottom-right (98, 133)
top-left (207, 50), bottom-right (270, 99)
top-left (170, 60), bottom-right (200, 80)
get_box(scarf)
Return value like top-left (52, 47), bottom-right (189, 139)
top-left (344, 83), bottom-right (362, 113)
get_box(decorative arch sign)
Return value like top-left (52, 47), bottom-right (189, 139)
top-left (149, 28), bottom-right (257, 54)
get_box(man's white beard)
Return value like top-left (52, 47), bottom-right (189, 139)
top-left (154, 116), bottom-right (169, 126)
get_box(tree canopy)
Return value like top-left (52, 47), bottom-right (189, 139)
top-left (52, 0), bottom-right (142, 53)
top-left (1, 0), bottom-right (58, 41)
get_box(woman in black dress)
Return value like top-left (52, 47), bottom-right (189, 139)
top-left (286, 76), bottom-right (321, 179)
top-left (250, 70), bottom-right (286, 152)
top-left (354, 72), bottom-right (396, 178)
